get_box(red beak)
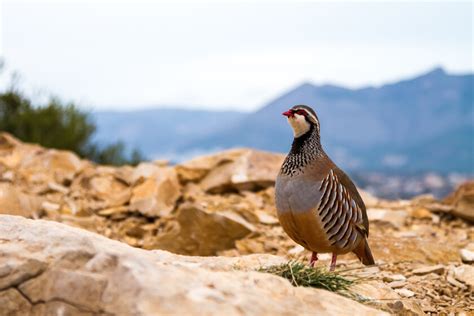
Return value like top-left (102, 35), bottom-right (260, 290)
top-left (282, 110), bottom-right (294, 117)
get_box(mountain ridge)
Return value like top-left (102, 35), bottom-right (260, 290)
top-left (93, 67), bottom-right (473, 172)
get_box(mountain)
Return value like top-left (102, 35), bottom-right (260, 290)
top-left (93, 67), bottom-right (473, 173)
top-left (178, 67), bottom-right (473, 172)
top-left (92, 108), bottom-right (245, 160)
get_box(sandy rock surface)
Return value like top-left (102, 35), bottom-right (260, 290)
top-left (0, 215), bottom-right (386, 316)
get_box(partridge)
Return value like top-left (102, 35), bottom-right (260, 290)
top-left (275, 105), bottom-right (375, 271)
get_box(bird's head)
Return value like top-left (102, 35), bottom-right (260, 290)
top-left (282, 105), bottom-right (320, 138)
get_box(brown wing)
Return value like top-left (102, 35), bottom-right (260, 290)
top-left (333, 167), bottom-right (369, 237)
top-left (317, 169), bottom-right (368, 250)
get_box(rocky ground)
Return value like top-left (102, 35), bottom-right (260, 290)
top-left (0, 132), bottom-right (473, 315)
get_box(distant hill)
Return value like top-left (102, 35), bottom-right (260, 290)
top-left (93, 67), bottom-right (473, 173)
top-left (92, 109), bottom-right (245, 160)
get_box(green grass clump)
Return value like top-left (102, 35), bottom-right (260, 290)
top-left (258, 261), bottom-right (354, 293)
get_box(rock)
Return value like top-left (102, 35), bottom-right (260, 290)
top-left (412, 265), bottom-right (445, 276)
top-left (351, 281), bottom-right (423, 315)
top-left (387, 300), bottom-right (425, 315)
top-left (431, 214), bottom-right (440, 224)
top-left (0, 288), bottom-right (32, 315)
top-left (255, 210), bottom-right (279, 225)
top-left (444, 181), bottom-right (474, 222)
top-left (453, 265), bottom-right (474, 287)
top-left (382, 274), bottom-right (406, 282)
top-left (131, 162), bottom-right (165, 184)
top-left (288, 245), bottom-right (305, 255)
top-left (153, 203), bottom-right (255, 256)
top-left (369, 232), bottom-right (459, 263)
top-left (446, 274), bottom-right (467, 289)
top-left (31, 301), bottom-right (92, 315)
top-left (0, 133), bottom-right (41, 169)
top-left (0, 183), bottom-right (42, 217)
top-left (198, 149), bottom-right (285, 193)
top-left (0, 132), bottom-right (22, 149)
top-left (419, 301), bottom-right (437, 313)
top-left (175, 149), bottom-right (247, 184)
top-left (47, 181), bottom-right (69, 194)
top-left (366, 208), bottom-right (408, 228)
top-left (19, 148), bottom-right (85, 185)
top-left (395, 288), bottom-right (415, 298)
top-left (70, 167), bottom-right (132, 212)
top-left (0, 257), bottom-right (47, 290)
top-left (411, 194), bottom-right (437, 205)
top-left (459, 243), bottom-right (474, 263)
top-left (97, 206), bottom-right (129, 216)
top-left (410, 207), bottom-right (433, 219)
top-left (0, 170), bottom-right (14, 182)
top-left (149, 252), bottom-right (288, 272)
top-left (129, 167), bottom-right (181, 217)
top-left (352, 281), bottom-right (400, 301)
top-left (41, 201), bottom-right (60, 213)
top-left (387, 281), bottom-right (406, 289)
top-left (0, 215), bottom-right (386, 316)
top-left (19, 269), bottom-right (108, 313)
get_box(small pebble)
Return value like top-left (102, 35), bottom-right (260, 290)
top-left (412, 265), bottom-right (445, 276)
top-left (387, 280), bottom-right (406, 289)
top-left (431, 214), bottom-right (440, 224)
top-left (287, 245), bottom-right (304, 255)
top-left (383, 273), bottom-right (407, 282)
top-left (460, 248), bottom-right (474, 263)
top-left (395, 288), bottom-right (416, 298)
top-left (446, 275), bottom-right (467, 289)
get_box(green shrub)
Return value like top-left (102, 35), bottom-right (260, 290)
top-left (0, 89), bottom-right (144, 165)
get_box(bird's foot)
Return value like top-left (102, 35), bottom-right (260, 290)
top-left (329, 253), bottom-right (337, 271)
top-left (309, 252), bottom-right (318, 267)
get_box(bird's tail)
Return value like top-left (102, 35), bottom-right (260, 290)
top-left (353, 238), bottom-right (375, 266)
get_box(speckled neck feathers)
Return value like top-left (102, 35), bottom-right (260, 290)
top-left (281, 124), bottom-right (324, 176)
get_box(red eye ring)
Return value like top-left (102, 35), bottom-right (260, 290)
top-left (296, 109), bottom-right (306, 116)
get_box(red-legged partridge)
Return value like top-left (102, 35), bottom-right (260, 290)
top-left (275, 105), bottom-right (375, 271)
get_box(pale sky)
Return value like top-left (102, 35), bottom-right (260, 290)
top-left (1, 1), bottom-right (472, 111)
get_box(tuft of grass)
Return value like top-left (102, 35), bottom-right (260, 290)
top-left (258, 261), bottom-right (354, 293)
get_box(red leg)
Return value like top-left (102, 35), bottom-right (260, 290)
top-left (309, 252), bottom-right (318, 267)
top-left (330, 253), bottom-right (337, 271)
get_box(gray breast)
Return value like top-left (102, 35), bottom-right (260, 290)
top-left (275, 173), bottom-right (323, 214)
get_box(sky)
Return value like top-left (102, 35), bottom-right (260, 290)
top-left (1, 1), bottom-right (472, 111)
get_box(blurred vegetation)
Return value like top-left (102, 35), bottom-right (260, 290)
top-left (0, 65), bottom-right (144, 165)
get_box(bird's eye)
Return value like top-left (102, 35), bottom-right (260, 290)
top-left (296, 109), bottom-right (306, 116)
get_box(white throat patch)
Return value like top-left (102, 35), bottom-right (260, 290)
top-left (288, 114), bottom-right (310, 138)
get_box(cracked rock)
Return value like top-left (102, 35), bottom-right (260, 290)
top-left (0, 215), bottom-right (385, 316)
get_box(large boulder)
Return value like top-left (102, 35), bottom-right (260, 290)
top-left (196, 149), bottom-right (285, 193)
top-left (68, 166), bottom-right (132, 214)
top-left (0, 215), bottom-right (386, 315)
top-left (129, 166), bottom-right (181, 217)
top-left (175, 149), bottom-right (248, 184)
top-left (153, 203), bottom-right (255, 255)
top-left (444, 181), bottom-right (474, 223)
top-left (0, 133), bottom-right (42, 170)
top-left (18, 149), bottom-right (85, 185)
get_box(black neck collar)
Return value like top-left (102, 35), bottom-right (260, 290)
top-left (281, 124), bottom-right (323, 176)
